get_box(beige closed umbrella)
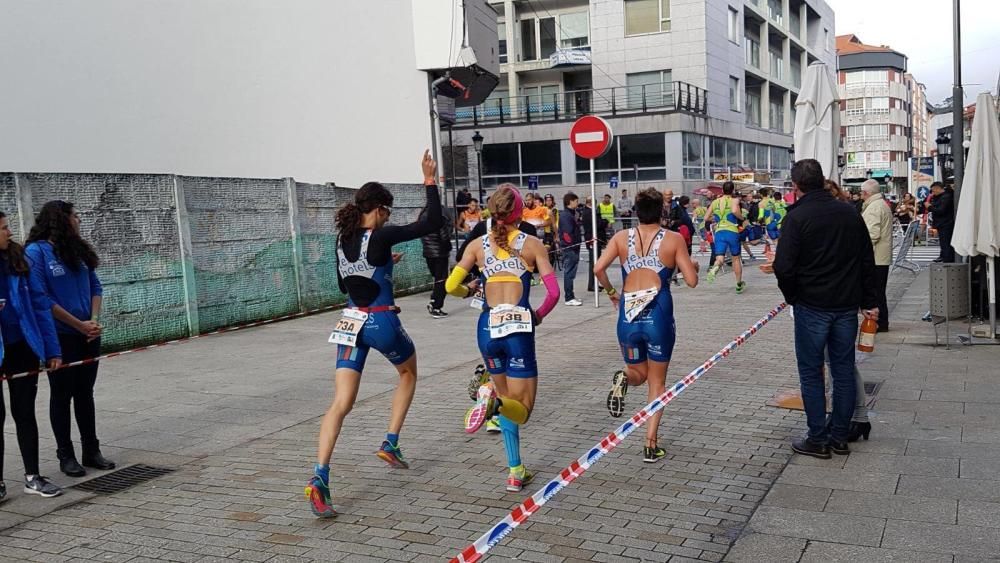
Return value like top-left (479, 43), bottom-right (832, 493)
top-left (793, 61), bottom-right (841, 182)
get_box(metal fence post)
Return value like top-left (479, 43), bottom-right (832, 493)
top-left (172, 175), bottom-right (201, 336)
top-left (12, 173), bottom-right (32, 240)
top-left (285, 177), bottom-right (307, 312)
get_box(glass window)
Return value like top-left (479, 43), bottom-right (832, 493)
top-left (769, 97), bottom-right (785, 130)
top-left (520, 141), bottom-right (561, 174)
top-left (626, 70), bottom-right (672, 109)
top-left (625, 0), bottom-right (670, 35)
top-left (746, 89), bottom-right (761, 126)
top-left (770, 146), bottom-right (789, 172)
top-left (539, 17), bottom-right (557, 59)
top-left (559, 12), bottom-right (589, 48)
top-left (789, 6), bottom-right (800, 37)
top-left (729, 76), bottom-right (740, 111)
top-left (727, 140), bottom-right (741, 167)
top-left (498, 23), bottom-right (507, 64)
top-left (482, 143), bottom-right (519, 176)
top-left (683, 133), bottom-right (703, 166)
top-left (620, 134), bottom-right (665, 169)
top-left (745, 36), bottom-right (760, 68)
top-left (521, 19), bottom-right (537, 61)
top-left (791, 57), bottom-right (801, 88)
top-left (757, 144), bottom-right (770, 169)
top-left (767, 0), bottom-right (783, 25)
top-left (710, 137), bottom-right (726, 168)
top-left (770, 48), bottom-right (784, 81)
top-left (728, 8), bottom-right (739, 42)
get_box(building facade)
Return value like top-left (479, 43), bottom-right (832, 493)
top-left (445, 0), bottom-right (836, 198)
top-left (835, 34), bottom-right (912, 190)
top-left (907, 75), bottom-right (930, 158)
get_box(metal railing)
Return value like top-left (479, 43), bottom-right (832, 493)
top-left (454, 82), bottom-right (708, 127)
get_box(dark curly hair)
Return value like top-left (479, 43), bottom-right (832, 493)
top-left (26, 200), bottom-right (99, 271)
top-left (0, 212), bottom-right (30, 276)
top-left (335, 182), bottom-right (394, 243)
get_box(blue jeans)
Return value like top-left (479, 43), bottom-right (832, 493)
top-left (561, 248), bottom-right (579, 300)
top-left (793, 305), bottom-right (858, 444)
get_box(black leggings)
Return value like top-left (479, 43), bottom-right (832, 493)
top-left (1, 340), bottom-right (43, 478)
top-left (48, 334), bottom-right (101, 454)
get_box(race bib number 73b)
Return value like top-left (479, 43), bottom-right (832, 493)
top-left (623, 288), bottom-right (658, 322)
top-left (328, 309), bottom-right (369, 347)
top-left (488, 304), bottom-right (532, 339)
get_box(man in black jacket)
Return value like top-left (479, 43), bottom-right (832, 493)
top-left (773, 159), bottom-right (880, 460)
top-left (929, 182), bottom-right (956, 263)
top-left (420, 206), bottom-right (454, 318)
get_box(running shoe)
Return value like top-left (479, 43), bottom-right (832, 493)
top-left (467, 364), bottom-right (489, 401)
top-left (565, 299), bottom-right (583, 306)
top-left (428, 307), bottom-right (449, 319)
top-left (465, 382), bottom-right (497, 434)
top-left (706, 265), bottom-right (719, 283)
top-left (485, 416), bottom-right (501, 433)
top-left (304, 476), bottom-right (337, 518)
top-left (607, 370), bottom-right (628, 418)
top-left (23, 476), bottom-right (62, 498)
top-left (736, 281), bottom-right (747, 294)
top-left (643, 446), bottom-right (666, 463)
top-left (506, 468), bottom-right (534, 492)
top-left (376, 440), bottom-right (410, 469)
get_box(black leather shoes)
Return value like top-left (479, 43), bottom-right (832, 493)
top-left (82, 450), bottom-right (116, 471)
top-left (60, 457), bottom-right (86, 477)
top-left (830, 440), bottom-right (850, 455)
top-left (847, 421), bottom-right (873, 442)
top-left (791, 438), bottom-right (831, 459)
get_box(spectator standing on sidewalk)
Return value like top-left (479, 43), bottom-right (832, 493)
top-left (26, 201), bottom-right (116, 477)
top-left (860, 180), bottom-right (893, 332)
top-left (616, 189), bottom-right (633, 229)
top-left (929, 182), bottom-right (956, 263)
top-left (598, 194), bottom-right (616, 236)
top-left (0, 211), bottom-right (65, 502)
top-left (774, 159), bottom-right (879, 459)
top-left (559, 193), bottom-right (583, 306)
top-left (421, 205), bottom-right (454, 318)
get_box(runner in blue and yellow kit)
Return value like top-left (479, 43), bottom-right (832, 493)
top-left (595, 188), bottom-right (699, 462)
top-left (446, 183), bottom-right (560, 493)
top-left (705, 181), bottom-right (746, 293)
top-left (769, 191), bottom-right (786, 242)
top-left (305, 151), bottom-right (443, 518)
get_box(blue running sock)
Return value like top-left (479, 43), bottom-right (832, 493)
top-left (314, 463), bottom-right (330, 485)
top-left (386, 433), bottom-right (399, 448)
top-left (499, 415), bottom-right (521, 468)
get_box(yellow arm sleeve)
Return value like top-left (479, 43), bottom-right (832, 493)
top-left (445, 265), bottom-right (470, 297)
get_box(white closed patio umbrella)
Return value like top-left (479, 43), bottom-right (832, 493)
top-left (793, 62), bottom-right (841, 182)
top-left (953, 92), bottom-right (1000, 338)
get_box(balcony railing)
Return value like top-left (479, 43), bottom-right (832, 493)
top-left (452, 82), bottom-right (708, 127)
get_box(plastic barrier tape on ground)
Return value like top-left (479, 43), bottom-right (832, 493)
top-left (0, 238), bottom-right (604, 384)
top-left (451, 302), bottom-right (788, 563)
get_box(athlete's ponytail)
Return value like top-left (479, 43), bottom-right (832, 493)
top-left (336, 182), bottom-right (394, 241)
top-left (488, 183), bottom-right (523, 254)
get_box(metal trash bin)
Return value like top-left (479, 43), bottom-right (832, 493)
top-left (929, 263), bottom-right (970, 347)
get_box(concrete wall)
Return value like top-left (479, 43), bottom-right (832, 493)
top-left (1, 173), bottom-right (432, 351)
top-left (0, 0), bottom-right (433, 186)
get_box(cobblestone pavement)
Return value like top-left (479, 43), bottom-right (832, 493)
top-left (0, 255), bottom-right (940, 562)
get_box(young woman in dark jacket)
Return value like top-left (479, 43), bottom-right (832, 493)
top-left (26, 201), bottom-right (115, 478)
top-left (0, 211), bottom-right (64, 502)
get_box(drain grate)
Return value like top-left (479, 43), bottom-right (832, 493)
top-left (863, 381), bottom-right (881, 395)
top-left (72, 464), bottom-right (175, 495)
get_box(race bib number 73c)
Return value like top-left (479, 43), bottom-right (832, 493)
top-left (328, 309), bottom-right (369, 347)
top-left (623, 288), bottom-right (658, 322)
top-left (488, 304), bottom-right (532, 339)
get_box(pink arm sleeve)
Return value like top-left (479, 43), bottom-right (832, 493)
top-left (535, 272), bottom-right (560, 319)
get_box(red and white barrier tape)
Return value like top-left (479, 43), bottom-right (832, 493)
top-left (451, 302), bottom-right (788, 563)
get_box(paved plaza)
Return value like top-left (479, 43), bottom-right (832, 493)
top-left (0, 256), bottom-right (997, 562)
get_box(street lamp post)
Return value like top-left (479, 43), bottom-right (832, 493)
top-left (472, 131), bottom-right (485, 204)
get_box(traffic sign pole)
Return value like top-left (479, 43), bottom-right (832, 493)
top-left (591, 158), bottom-right (599, 308)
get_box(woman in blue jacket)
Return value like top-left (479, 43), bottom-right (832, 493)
top-left (26, 201), bottom-right (115, 478)
top-left (0, 211), bottom-right (64, 502)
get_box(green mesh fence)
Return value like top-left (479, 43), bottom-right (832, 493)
top-left (0, 173), bottom-right (435, 351)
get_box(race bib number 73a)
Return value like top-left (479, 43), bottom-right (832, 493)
top-left (488, 304), bottom-right (532, 339)
top-left (328, 309), bottom-right (369, 347)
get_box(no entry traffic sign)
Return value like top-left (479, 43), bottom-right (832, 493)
top-left (570, 116), bottom-right (614, 160)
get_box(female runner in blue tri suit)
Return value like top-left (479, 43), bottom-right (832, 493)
top-left (306, 151), bottom-right (443, 518)
top-left (445, 183), bottom-right (560, 492)
top-left (594, 188), bottom-right (699, 463)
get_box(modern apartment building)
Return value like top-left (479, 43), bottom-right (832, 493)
top-left (444, 0), bottom-right (836, 197)
top-left (907, 75), bottom-right (930, 158)
top-left (835, 34), bottom-right (912, 190)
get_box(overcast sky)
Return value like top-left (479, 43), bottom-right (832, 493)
top-left (828, 0), bottom-right (998, 106)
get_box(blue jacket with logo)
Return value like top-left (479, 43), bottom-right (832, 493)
top-left (0, 260), bottom-right (62, 365)
top-left (25, 241), bottom-right (103, 335)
